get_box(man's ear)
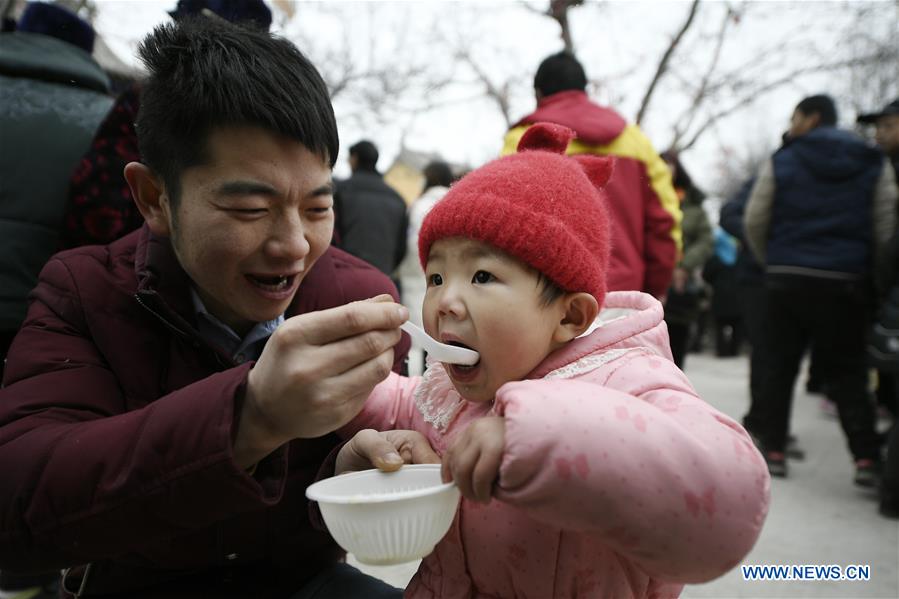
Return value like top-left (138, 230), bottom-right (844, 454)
top-left (553, 292), bottom-right (600, 344)
top-left (124, 162), bottom-right (172, 237)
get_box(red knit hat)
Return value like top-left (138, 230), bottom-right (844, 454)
top-left (418, 122), bottom-right (614, 306)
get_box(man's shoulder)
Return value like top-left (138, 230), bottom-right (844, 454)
top-left (568, 123), bottom-right (653, 160)
top-left (40, 233), bottom-right (138, 293)
top-left (25, 233), bottom-right (139, 332)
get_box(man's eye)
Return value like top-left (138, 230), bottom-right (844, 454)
top-left (306, 206), bottom-right (332, 217)
top-left (472, 270), bottom-right (494, 284)
top-left (428, 274), bottom-right (443, 286)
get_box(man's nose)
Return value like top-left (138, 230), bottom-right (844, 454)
top-left (265, 215), bottom-right (310, 261)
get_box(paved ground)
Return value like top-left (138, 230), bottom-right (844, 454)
top-left (351, 351), bottom-right (899, 598)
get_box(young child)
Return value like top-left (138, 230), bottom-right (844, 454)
top-left (340, 123), bottom-right (770, 598)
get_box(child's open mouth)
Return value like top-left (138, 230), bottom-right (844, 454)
top-left (445, 340), bottom-right (481, 381)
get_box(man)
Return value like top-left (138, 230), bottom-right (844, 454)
top-left (334, 140), bottom-right (408, 280)
top-left (0, 17), bottom-right (434, 598)
top-left (503, 51), bottom-right (681, 299)
top-left (745, 94), bottom-right (898, 484)
top-left (0, 1), bottom-right (113, 379)
top-left (858, 98), bottom-right (899, 518)
top-left (858, 98), bottom-right (899, 179)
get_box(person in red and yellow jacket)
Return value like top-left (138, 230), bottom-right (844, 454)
top-left (503, 51), bottom-right (682, 299)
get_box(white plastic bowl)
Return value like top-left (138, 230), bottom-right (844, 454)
top-left (305, 464), bottom-right (460, 565)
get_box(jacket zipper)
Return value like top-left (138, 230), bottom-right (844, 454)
top-left (133, 293), bottom-right (193, 342)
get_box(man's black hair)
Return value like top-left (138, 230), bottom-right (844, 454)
top-left (534, 51), bottom-right (587, 97)
top-left (423, 160), bottom-right (453, 190)
top-left (795, 94), bottom-right (838, 127)
top-left (135, 17), bottom-right (338, 205)
top-left (350, 140), bottom-right (379, 172)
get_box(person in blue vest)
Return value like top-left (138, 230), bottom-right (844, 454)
top-left (744, 94), bottom-right (898, 484)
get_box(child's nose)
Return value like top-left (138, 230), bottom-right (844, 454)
top-left (437, 284), bottom-right (467, 319)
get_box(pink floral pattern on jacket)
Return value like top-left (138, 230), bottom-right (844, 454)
top-left (343, 291), bottom-right (770, 598)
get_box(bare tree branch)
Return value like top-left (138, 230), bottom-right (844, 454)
top-left (548, 0), bottom-right (584, 54)
top-left (635, 0), bottom-right (700, 125)
top-left (669, 3), bottom-right (737, 149)
top-left (456, 48), bottom-right (515, 127)
top-left (678, 53), bottom-right (888, 151)
top-left (522, 0), bottom-right (584, 53)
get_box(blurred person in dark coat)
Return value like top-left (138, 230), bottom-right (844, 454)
top-left (334, 140), bottom-right (409, 280)
top-left (858, 98), bottom-right (899, 518)
top-left (702, 228), bottom-right (744, 357)
top-left (0, 5), bottom-right (111, 594)
top-left (0, 1), bottom-right (112, 378)
top-left (745, 94), bottom-right (898, 483)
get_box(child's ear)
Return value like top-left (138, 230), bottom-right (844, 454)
top-left (124, 162), bottom-right (172, 237)
top-left (554, 292), bottom-right (600, 343)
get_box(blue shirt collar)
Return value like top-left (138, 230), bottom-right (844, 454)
top-left (190, 288), bottom-right (284, 364)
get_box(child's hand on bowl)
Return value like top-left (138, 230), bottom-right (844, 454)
top-left (441, 416), bottom-right (505, 503)
top-left (336, 428), bottom-right (440, 475)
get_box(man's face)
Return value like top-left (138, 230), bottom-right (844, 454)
top-left (874, 115), bottom-right (899, 156)
top-left (165, 126), bottom-right (334, 335)
top-left (422, 238), bottom-right (565, 403)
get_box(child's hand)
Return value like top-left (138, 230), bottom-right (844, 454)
top-left (441, 416), bottom-right (505, 503)
top-left (336, 429), bottom-right (439, 475)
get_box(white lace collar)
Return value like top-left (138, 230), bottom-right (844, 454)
top-left (414, 345), bottom-right (657, 432)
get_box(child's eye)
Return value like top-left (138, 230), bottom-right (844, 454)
top-left (472, 270), bottom-right (495, 284)
top-left (428, 273), bottom-right (443, 286)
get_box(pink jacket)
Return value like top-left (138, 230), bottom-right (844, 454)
top-left (344, 291), bottom-right (770, 598)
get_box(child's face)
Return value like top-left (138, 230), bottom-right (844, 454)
top-left (423, 237), bottom-right (566, 403)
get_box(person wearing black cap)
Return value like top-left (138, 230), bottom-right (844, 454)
top-left (860, 99), bottom-right (899, 518)
top-left (859, 99), bottom-right (899, 180)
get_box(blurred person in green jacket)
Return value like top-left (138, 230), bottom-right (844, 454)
top-left (660, 151), bottom-right (714, 368)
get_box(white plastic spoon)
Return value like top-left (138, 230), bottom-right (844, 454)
top-left (400, 321), bottom-right (480, 366)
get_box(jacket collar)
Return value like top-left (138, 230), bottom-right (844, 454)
top-left (133, 225), bottom-right (202, 342)
top-left (134, 226), bottom-right (193, 312)
top-left (514, 90), bottom-right (627, 146)
top-left (528, 291), bottom-right (666, 379)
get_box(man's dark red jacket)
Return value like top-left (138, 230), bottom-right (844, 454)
top-left (0, 225), bottom-right (409, 597)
